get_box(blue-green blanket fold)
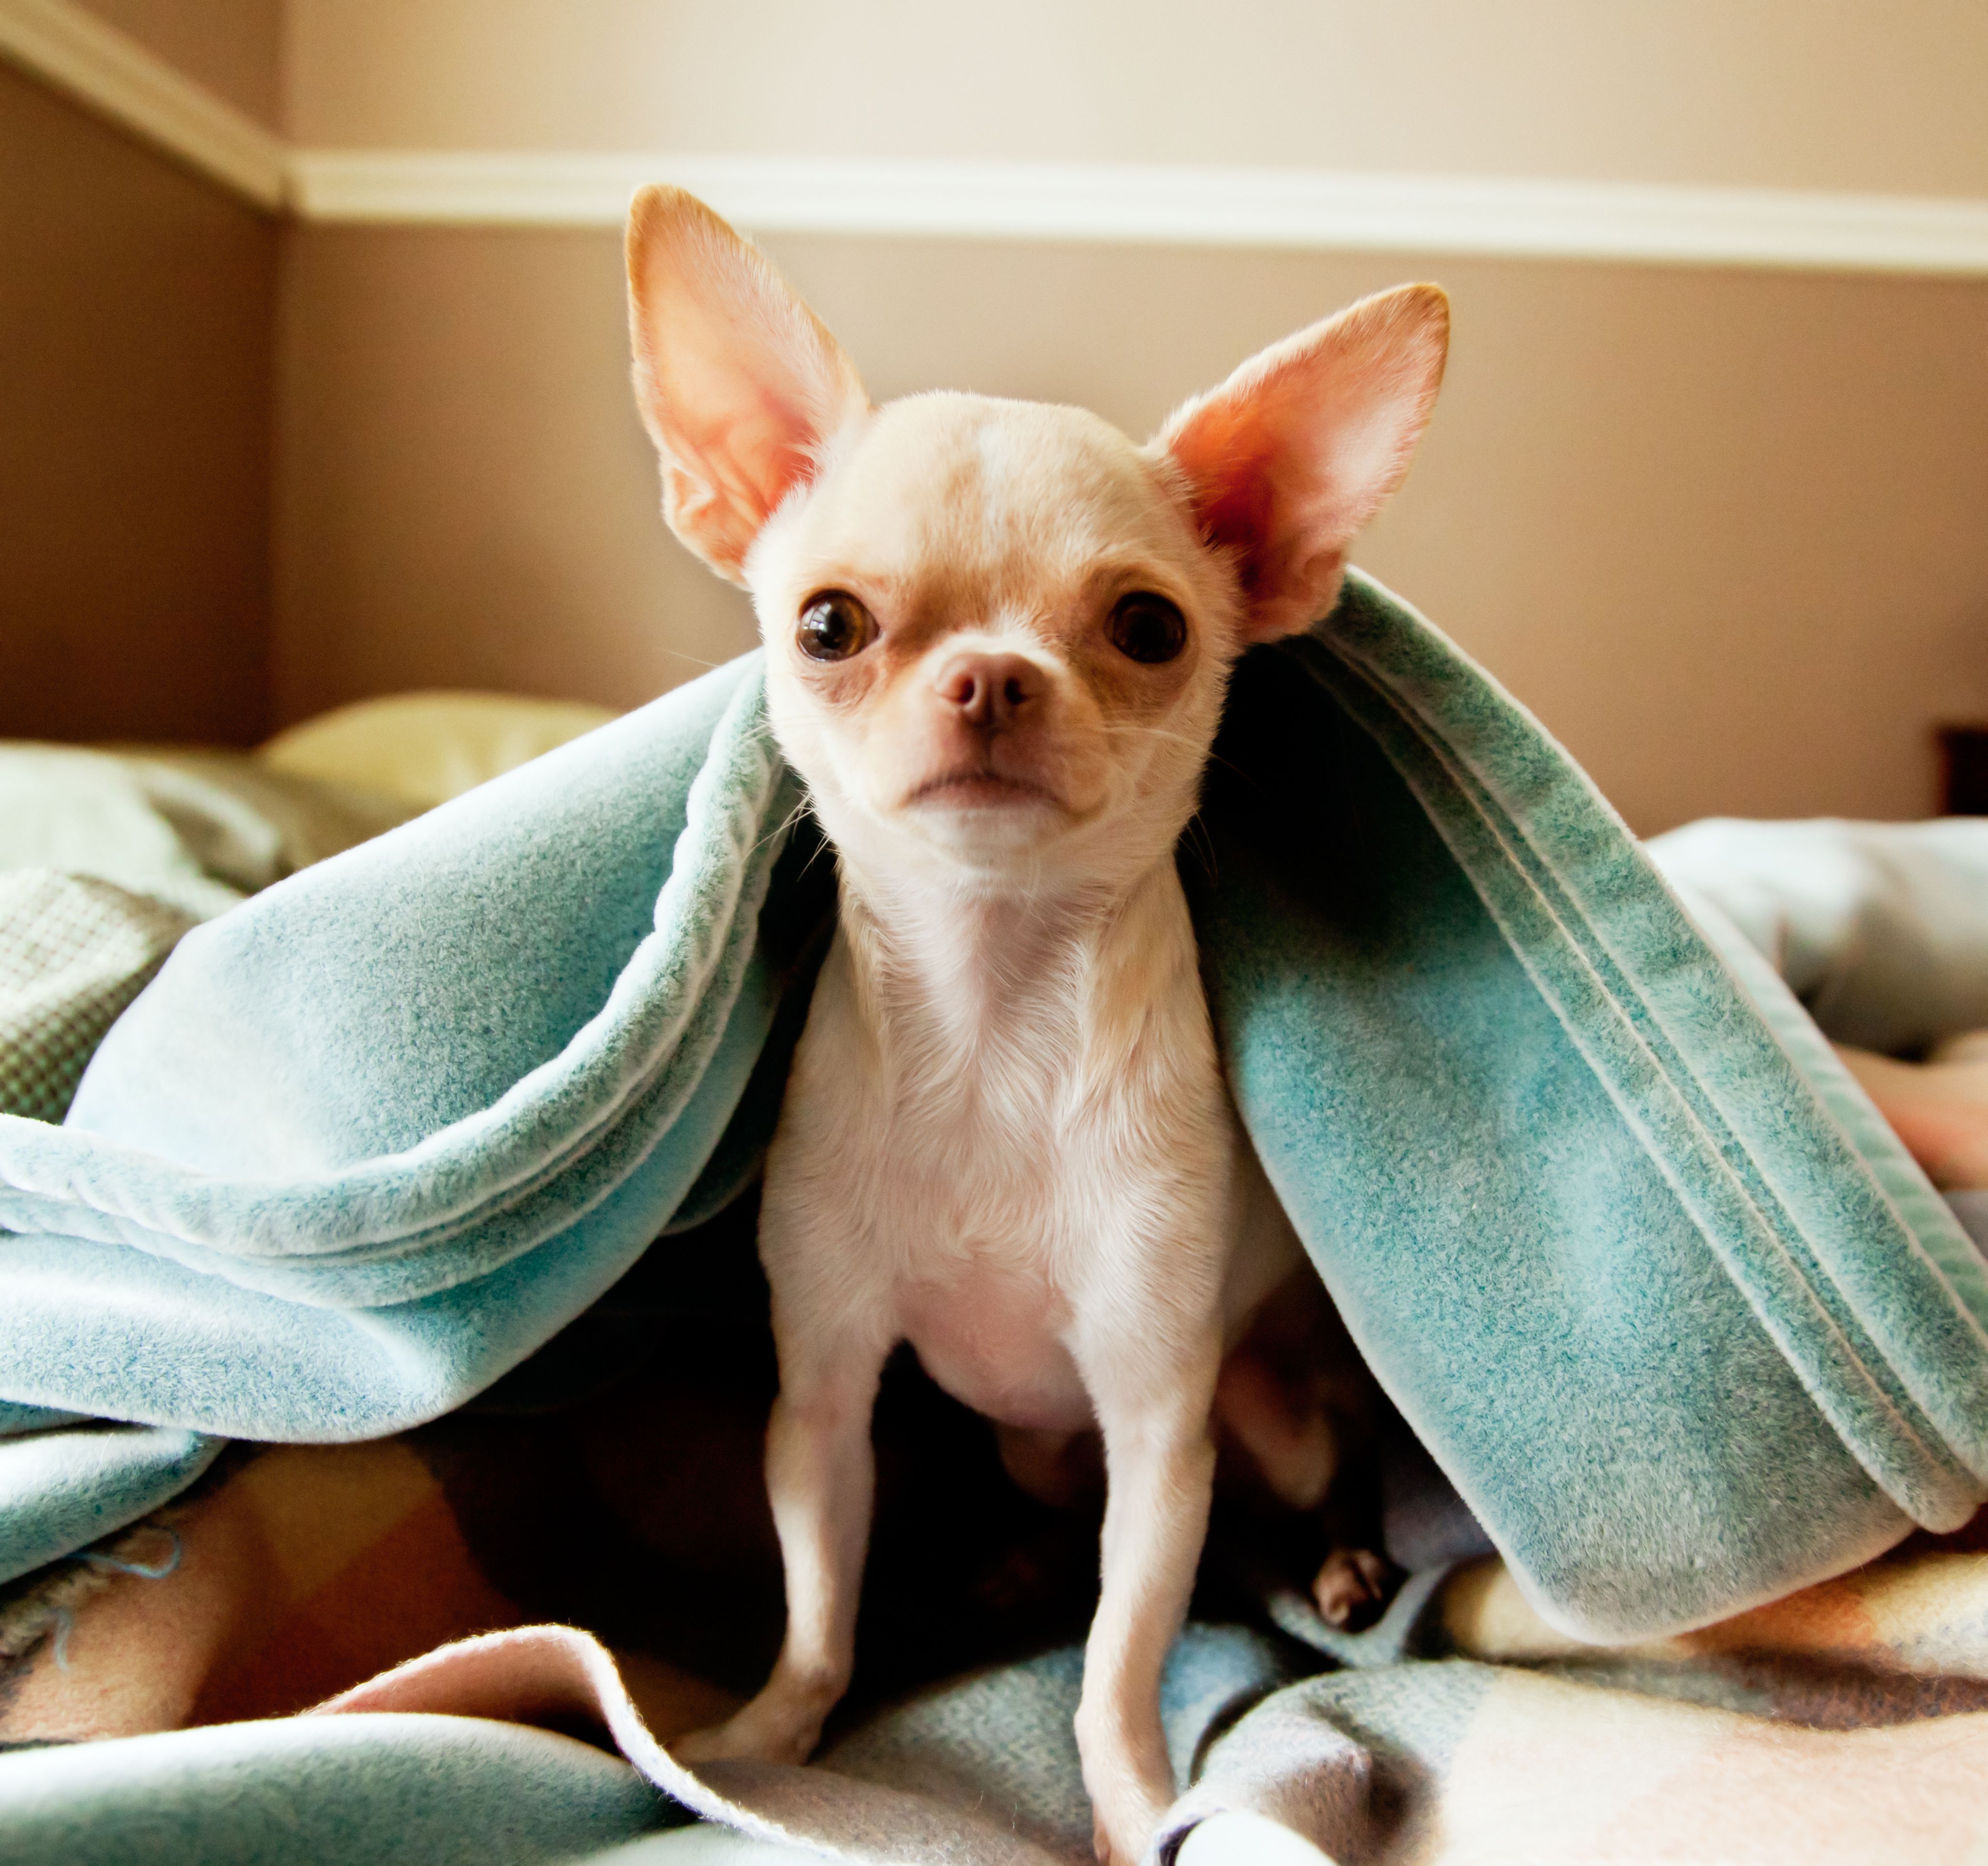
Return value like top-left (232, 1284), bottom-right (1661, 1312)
top-left (3, 571), bottom-right (1985, 1635)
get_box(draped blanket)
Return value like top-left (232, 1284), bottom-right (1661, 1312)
top-left (4, 570), bottom-right (1988, 1861)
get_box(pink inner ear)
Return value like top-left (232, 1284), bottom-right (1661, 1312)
top-left (638, 290), bottom-right (839, 577)
top-left (1159, 285), bottom-right (1448, 639)
top-left (658, 307), bottom-right (826, 531)
top-left (628, 189), bottom-right (868, 580)
top-left (1172, 410), bottom-right (1288, 606)
top-left (1169, 383), bottom-right (1349, 638)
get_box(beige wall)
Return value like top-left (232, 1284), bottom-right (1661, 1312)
top-left (284, 0), bottom-right (1988, 196)
top-left (272, 226), bottom-right (728, 723)
top-left (273, 225), bottom-right (1988, 834)
top-left (0, 64), bottom-right (276, 745)
top-left (14, 5), bottom-right (1988, 832)
top-left (75, 0), bottom-right (283, 129)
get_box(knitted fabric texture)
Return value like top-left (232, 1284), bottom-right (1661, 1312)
top-left (0, 873), bottom-right (193, 1125)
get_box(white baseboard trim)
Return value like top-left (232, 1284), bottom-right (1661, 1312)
top-left (0, 0), bottom-right (284, 208)
top-left (289, 149), bottom-right (1988, 277)
top-left (7, 0), bottom-right (1988, 279)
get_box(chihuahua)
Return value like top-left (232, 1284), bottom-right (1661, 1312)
top-left (626, 187), bottom-right (1447, 1865)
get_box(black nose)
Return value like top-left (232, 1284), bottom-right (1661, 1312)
top-left (934, 652), bottom-right (1041, 732)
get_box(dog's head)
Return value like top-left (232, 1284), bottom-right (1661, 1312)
top-left (627, 188), bottom-right (1447, 894)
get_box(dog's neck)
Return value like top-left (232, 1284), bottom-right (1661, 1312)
top-left (831, 846), bottom-right (1196, 1069)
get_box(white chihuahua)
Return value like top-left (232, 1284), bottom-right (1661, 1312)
top-left (626, 187), bottom-right (1447, 1865)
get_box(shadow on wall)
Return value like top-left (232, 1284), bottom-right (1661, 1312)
top-left (0, 65), bottom-right (276, 746)
top-left (272, 220), bottom-right (752, 731)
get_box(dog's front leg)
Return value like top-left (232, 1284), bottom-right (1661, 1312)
top-left (672, 1324), bottom-right (889, 1766)
top-left (1072, 1327), bottom-right (1223, 1866)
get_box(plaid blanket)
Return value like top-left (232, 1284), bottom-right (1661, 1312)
top-left (5, 1322), bottom-right (1986, 1865)
top-left (0, 873), bottom-right (193, 1125)
top-left (0, 743), bottom-right (417, 1126)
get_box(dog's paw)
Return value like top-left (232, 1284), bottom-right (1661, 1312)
top-left (668, 1696), bottom-right (823, 1768)
top-left (1312, 1544), bottom-right (1398, 1631)
top-left (1092, 1808), bottom-right (1150, 1866)
top-left (1081, 1766), bottom-right (1170, 1866)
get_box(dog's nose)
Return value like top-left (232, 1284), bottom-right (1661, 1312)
top-left (933, 652), bottom-right (1041, 733)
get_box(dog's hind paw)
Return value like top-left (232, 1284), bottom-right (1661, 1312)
top-left (669, 1695), bottom-right (824, 1768)
top-left (1312, 1544), bottom-right (1398, 1631)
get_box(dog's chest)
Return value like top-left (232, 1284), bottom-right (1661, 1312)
top-left (879, 1064), bottom-right (1114, 1431)
top-left (774, 923), bottom-right (1234, 1429)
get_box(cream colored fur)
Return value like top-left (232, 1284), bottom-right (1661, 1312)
top-left (626, 186), bottom-right (1447, 1866)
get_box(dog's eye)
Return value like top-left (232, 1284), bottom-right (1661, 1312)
top-left (796, 591), bottom-right (878, 662)
top-left (1105, 592), bottom-right (1187, 665)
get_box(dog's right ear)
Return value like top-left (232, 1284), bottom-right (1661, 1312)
top-left (1155, 283), bottom-right (1448, 641)
top-left (627, 187), bottom-right (869, 584)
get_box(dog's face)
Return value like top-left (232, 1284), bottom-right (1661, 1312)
top-left (626, 189), bottom-right (1448, 892)
top-left (747, 393), bottom-right (1237, 887)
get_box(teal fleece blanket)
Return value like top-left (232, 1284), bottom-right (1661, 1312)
top-left (3, 570), bottom-right (1987, 1643)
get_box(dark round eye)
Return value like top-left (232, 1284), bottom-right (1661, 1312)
top-left (1105, 592), bottom-right (1188, 665)
top-left (795, 591), bottom-right (878, 662)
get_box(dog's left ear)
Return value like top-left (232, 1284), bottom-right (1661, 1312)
top-left (627, 186), bottom-right (869, 584)
top-left (1154, 283), bottom-right (1449, 640)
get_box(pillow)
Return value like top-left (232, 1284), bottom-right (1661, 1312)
top-left (261, 692), bottom-right (621, 809)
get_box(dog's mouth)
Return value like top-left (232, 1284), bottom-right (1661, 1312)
top-left (903, 769), bottom-right (1061, 812)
